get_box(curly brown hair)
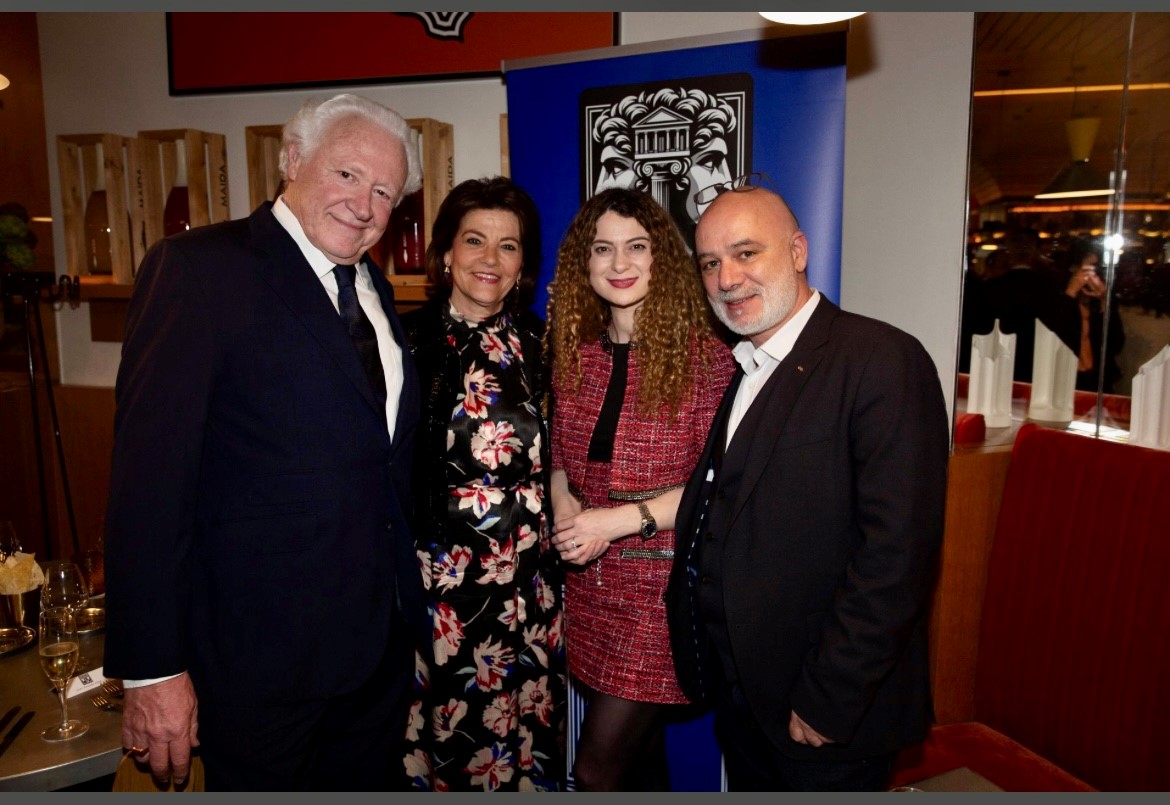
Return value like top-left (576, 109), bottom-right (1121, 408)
top-left (546, 187), bottom-right (719, 417)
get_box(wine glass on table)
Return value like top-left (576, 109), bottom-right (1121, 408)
top-left (41, 561), bottom-right (91, 663)
top-left (39, 606), bottom-right (89, 741)
top-left (41, 561), bottom-right (89, 612)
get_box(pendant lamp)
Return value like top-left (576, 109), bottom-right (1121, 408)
top-left (1035, 116), bottom-right (1115, 200)
top-left (758, 12), bottom-right (864, 25)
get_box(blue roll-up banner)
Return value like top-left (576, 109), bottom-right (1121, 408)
top-left (504, 28), bottom-right (847, 792)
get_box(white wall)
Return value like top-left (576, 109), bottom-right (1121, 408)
top-left (840, 13), bottom-right (972, 415)
top-left (39, 11), bottom-right (971, 419)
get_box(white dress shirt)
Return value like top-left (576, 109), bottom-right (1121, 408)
top-left (272, 197), bottom-right (403, 439)
top-left (726, 290), bottom-right (821, 448)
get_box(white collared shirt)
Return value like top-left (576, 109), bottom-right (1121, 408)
top-left (272, 196), bottom-right (403, 440)
top-left (725, 290), bottom-right (821, 448)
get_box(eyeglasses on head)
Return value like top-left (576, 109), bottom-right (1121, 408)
top-left (693, 172), bottom-right (773, 208)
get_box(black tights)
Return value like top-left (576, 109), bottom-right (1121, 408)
top-left (573, 686), bottom-right (671, 792)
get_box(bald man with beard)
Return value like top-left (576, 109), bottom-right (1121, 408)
top-left (665, 185), bottom-right (950, 791)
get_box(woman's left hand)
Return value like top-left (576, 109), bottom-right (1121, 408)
top-left (551, 507), bottom-right (631, 565)
top-left (1067, 267), bottom-right (1105, 299)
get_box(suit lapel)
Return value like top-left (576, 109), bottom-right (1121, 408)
top-left (245, 204), bottom-right (384, 419)
top-left (677, 370), bottom-right (741, 560)
top-left (727, 299), bottom-right (838, 527)
top-left (709, 371), bottom-right (738, 480)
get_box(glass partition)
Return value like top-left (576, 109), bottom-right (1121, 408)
top-left (960, 11), bottom-right (1170, 442)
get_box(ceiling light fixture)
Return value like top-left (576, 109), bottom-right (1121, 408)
top-left (758, 12), bottom-right (865, 25)
top-left (0, 74), bottom-right (10, 91)
top-left (1011, 203), bottom-right (1170, 214)
top-left (974, 82), bottom-right (1170, 98)
top-left (1035, 38), bottom-right (1115, 202)
top-left (1035, 117), bottom-right (1116, 199)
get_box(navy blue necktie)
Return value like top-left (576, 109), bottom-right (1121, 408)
top-left (333, 264), bottom-right (387, 415)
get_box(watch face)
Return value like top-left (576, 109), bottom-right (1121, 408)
top-left (637, 501), bottom-right (656, 540)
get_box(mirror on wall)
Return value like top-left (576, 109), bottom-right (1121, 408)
top-left (959, 11), bottom-right (1170, 440)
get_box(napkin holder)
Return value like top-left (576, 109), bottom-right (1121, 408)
top-left (1027, 319), bottom-right (1076, 428)
top-left (1130, 344), bottom-right (1170, 450)
top-left (0, 588), bottom-right (37, 629)
top-left (967, 320), bottom-right (1015, 428)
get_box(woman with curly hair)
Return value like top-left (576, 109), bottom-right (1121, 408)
top-left (546, 187), bottom-right (735, 790)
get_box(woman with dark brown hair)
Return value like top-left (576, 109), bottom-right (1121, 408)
top-left (399, 176), bottom-right (566, 792)
top-left (546, 187), bottom-right (735, 790)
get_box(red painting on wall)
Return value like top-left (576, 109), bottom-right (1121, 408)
top-left (166, 12), bottom-right (618, 95)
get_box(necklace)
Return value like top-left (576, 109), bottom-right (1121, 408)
top-left (599, 329), bottom-right (637, 353)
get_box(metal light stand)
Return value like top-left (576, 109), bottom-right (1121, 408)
top-left (1, 270), bottom-right (82, 561)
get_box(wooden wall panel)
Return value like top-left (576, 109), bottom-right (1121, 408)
top-left (0, 375), bottom-right (114, 564)
top-left (0, 12), bottom-right (54, 271)
top-left (927, 444), bottom-right (1014, 725)
top-left (0, 374), bottom-right (56, 560)
top-left (52, 384), bottom-right (116, 558)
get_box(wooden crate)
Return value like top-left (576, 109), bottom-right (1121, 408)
top-left (55, 133), bottom-right (143, 283)
top-left (389, 273), bottom-right (431, 316)
top-left (405, 118), bottom-right (454, 260)
top-left (500, 114), bottom-right (510, 178)
top-left (244, 124), bottom-right (284, 210)
top-left (136, 129), bottom-right (230, 253)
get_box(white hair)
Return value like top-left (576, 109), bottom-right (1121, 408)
top-left (279, 93), bottom-right (422, 200)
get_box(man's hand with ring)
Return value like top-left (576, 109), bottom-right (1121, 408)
top-left (122, 673), bottom-right (200, 787)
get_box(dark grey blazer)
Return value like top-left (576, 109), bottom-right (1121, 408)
top-left (666, 297), bottom-right (950, 761)
top-left (104, 202), bottom-right (429, 705)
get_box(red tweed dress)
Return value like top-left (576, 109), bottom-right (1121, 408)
top-left (551, 333), bottom-right (734, 703)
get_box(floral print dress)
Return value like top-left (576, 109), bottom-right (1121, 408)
top-left (402, 307), bottom-right (566, 792)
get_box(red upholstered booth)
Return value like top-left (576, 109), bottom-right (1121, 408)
top-left (891, 422), bottom-right (1170, 791)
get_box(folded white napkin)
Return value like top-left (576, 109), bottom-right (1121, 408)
top-left (1027, 319), bottom-right (1077, 427)
top-left (0, 552), bottom-right (44, 596)
top-left (1131, 344), bottom-right (1170, 450)
top-left (968, 319), bottom-right (1015, 428)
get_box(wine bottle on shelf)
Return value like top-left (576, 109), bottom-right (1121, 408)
top-left (163, 139), bottom-right (192, 237)
top-left (83, 142), bottom-right (113, 275)
top-left (390, 188), bottom-right (426, 274)
top-left (389, 129), bottom-right (426, 274)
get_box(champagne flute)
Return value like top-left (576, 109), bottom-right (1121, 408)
top-left (38, 606), bottom-right (89, 741)
top-left (41, 561), bottom-right (91, 663)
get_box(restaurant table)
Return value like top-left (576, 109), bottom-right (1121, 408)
top-left (0, 628), bottom-right (123, 791)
